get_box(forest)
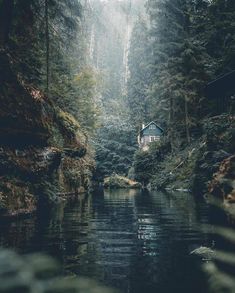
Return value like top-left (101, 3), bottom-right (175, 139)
top-left (0, 0), bottom-right (235, 293)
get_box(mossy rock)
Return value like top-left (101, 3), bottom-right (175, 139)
top-left (54, 109), bottom-right (87, 148)
top-left (104, 174), bottom-right (141, 189)
top-left (0, 178), bottom-right (36, 216)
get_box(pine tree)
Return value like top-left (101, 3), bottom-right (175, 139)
top-left (127, 17), bottom-right (152, 128)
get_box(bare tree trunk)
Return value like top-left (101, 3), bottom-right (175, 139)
top-left (45, 0), bottom-right (50, 97)
top-left (169, 94), bottom-right (174, 152)
top-left (184, 97), bottom-right (190, 144)
top-left (0, 0), bottom-right (14, 47)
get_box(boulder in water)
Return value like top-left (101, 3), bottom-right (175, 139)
top-left (190, 246), bottom-right (215, 261)
top-left (104, 174), bottom-right (141, 189)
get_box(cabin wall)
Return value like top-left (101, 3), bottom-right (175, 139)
top-left (143, 136), bottom-right (150, 145)
top-left (139, 135), bottom-right (160, 149)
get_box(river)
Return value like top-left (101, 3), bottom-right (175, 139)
top-left (0, 189), bottom-right (223, 293)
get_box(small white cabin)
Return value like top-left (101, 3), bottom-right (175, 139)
top-left (137, 121), bottom-right (163, 151)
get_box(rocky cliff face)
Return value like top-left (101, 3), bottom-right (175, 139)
top-left (0, 51), bottom-right (95, 217)
top-left (209, 155), bottom-right (235, 203)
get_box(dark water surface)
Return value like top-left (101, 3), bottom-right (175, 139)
top-left (0, 189), bottom-right (219, 293)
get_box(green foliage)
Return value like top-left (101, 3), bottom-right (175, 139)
top-left (72, 68), bottom-right (100, 133)
top-left (201, 204), bottom-right (235, 293)
top-left (127, 18), bottom-right (152, 127)
top-left (94, 122), bottom-right (137, 181)
top-left (133, 139), bottom-right (171, 185)
top-left (203, 114), bottom-right (235, 153)
top-left (133, 149), bottom-right (155, 185)
top-left (0, 249), bottom-right (115, 293)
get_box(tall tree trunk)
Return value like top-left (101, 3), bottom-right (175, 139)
top-left (0, 0), bottom-right (14, 47)
top-left (184, 97), bottom-right (190, 144)
top-left (169, 93), bottom-right (174, 152)
top-left (45, 0), bottom-right (50, 97)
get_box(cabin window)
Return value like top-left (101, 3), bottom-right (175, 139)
top-left (149, 124), bottom-right (156, 129)
top-left (150, 136), bottom-right (160, 142)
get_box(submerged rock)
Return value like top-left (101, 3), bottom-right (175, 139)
top-left (190, 246), bottom-right (215, 261)
top-left (104, 174), bottom-right (142, 189)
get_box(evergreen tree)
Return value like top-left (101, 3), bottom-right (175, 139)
top-left (127, 17), bottom-right (153, 128)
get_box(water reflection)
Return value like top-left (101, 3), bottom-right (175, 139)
top-left (0, 190), bottom-right (215, 293)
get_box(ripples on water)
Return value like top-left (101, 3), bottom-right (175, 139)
top-left (0, 189), bottom-right (217, 293)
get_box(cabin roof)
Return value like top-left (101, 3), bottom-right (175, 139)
top-left (205, 70), bottom-right (235, 99)
top-left (139, 121), bottom-right (164, 135)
